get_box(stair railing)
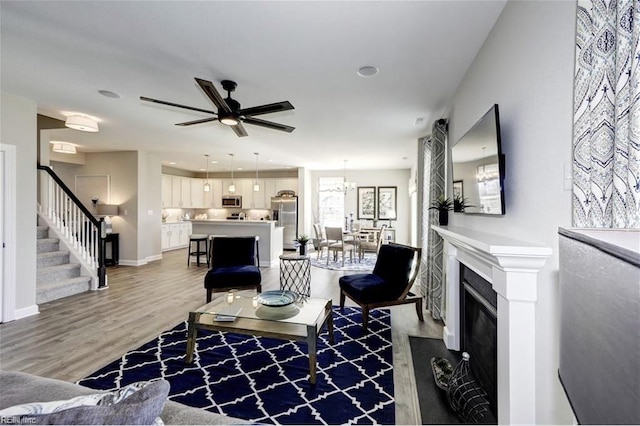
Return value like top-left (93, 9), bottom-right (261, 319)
top-left (37, 165), bottom-right (107, 288)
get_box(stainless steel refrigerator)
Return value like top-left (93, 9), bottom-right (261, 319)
top-left (271, 195), bottom-right (298, 250)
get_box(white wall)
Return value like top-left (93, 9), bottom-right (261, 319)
top-left (137, 152), bottom-right (163, 262)
top-left (438, 1), bottom-right (576, 423)
top-left (310, 168), bottom-right (411, 244)
top-left (1, 93), bottom-right (38, 316)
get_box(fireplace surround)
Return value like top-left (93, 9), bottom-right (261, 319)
top-left (432, 225), bottom-right (552, 424)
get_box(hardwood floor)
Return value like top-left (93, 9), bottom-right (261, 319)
top-left (0, 248), bottom-right (443, 424)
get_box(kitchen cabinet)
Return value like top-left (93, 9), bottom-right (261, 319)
top-left (250, 179), bottom-right (267, 209)
top-left (171, 176), bottom-right (181, 207)
top-left (161, 175), bottom-right (172, 208)
top-left (161, 222), bottom-right (192, 251)
top-left (203, 179), bottom-right (223, 208)
top-left (264, 178), bottom-right (298, 200)
top-left (180, 177), bottom-right (191, 207)
top-left (190, 178), bottom-right (204, 208)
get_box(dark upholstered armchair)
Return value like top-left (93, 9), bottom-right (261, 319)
top-left (339, 243), bottom-right (423, 331)
top-left (203, 236), bottom-right (262, 303)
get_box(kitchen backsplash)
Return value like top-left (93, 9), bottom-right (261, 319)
top-left (162, 208), bottom-right (271, 222)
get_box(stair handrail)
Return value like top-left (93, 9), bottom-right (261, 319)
top-left (37, 165), bottom-right (107, 288)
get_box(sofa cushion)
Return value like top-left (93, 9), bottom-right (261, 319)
top-left (0, 378), bottom-right (169, 425)
top-left (0, 370), bottom-right (250, 425)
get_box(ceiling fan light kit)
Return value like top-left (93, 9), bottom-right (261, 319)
top-left (141, 77), bottom-right (295, 137)
top-left (65, 115), bottom-right (99, 132)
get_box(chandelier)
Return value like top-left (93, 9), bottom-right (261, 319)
top-left (339, 159), bottom-right (356, 193)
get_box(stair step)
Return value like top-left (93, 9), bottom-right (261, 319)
top-left (36, 276), bottom-right (92, 304)
top-left (37, 263), bottom-right (80, 283)
top-left (37, 225), bottom-right (49, 239)
top-left (37, 250), bottom-right (71, 268)
top-left (37, 238), bottom-right (60, 253)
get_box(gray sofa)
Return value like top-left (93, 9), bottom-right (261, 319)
top-left (0, 370), bottom-right (247, 425)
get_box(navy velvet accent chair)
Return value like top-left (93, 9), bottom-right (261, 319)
top-left (339, 243), bottom-right (423, 332)
top-left (204, 236), bottom-right (262, 303)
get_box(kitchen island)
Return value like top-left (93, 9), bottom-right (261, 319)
top-left (189, 220), bottom-right (283, 267)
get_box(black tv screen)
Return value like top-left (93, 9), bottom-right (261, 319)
top-left (451, 104), bottom-right (505, 215)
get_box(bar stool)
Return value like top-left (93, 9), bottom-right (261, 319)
top-left (207, 234), bottom-right (227, 266)
top-left (187, 234), bottom-right (209, 267)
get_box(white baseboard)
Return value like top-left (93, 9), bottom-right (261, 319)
top-left (14, 305), bottom-right (39, 320)
top-left (117, 255), bottom-right (162, 267)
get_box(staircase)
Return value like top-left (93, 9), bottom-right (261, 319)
top-left (37, 224), bottom-right (92, 304)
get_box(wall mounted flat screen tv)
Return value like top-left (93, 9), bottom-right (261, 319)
top-left (451, 104), bottom-right (505, 215)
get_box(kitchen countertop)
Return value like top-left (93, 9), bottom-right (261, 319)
top-left (188, 219), bottom-right (276, 224)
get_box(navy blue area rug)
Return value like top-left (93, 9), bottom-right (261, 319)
top-left (78, 306), bottom-right (394, 425)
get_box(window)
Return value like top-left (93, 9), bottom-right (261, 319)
top-left (318, 177), bottom-right (344, 227)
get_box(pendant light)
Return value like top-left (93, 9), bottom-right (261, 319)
top-left (253, 152), bottom-right (260, 192)
top-left (228, 154), bottom-right (236, 193)
top-left (203, 154), bottom-right (211, 192)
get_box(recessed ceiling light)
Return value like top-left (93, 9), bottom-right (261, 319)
top-left (199, 168), bottom-right (205, 171)
top-left (168, 161), bottom-right (176, 165)
top-left (357, 65), bottom-right (379, 78)
top-left (98, 90), bottom-right (121, 99)
top-left (237, 167), bottom-right (243, 171)
top-left (211, 160), bottom-right (218, 164)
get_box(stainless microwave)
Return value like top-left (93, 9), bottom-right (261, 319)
top-left (221, 196), bottom-right (242, 207)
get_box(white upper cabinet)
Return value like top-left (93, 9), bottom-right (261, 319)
top-left (161, 175), bottom-right (173, 208)
top-left (162, 175), bottom-right (298, 209)
top-left (190, 178), bottom-right (204, 208)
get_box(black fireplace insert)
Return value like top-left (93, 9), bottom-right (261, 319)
top-left (460, 264), bottom-right (498, 418)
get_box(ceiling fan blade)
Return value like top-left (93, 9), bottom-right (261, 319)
top-left (231, 122), bottom-right (249, 137)
top-left (175, 117), bottom-right (218, 126)
top-left (238, 101), bottom-right (294, 117)
top-left (243, 117), bottom-right (295, 133)
top-left (140, 96), bottom-right (216, 115)
top-left (194, 78), bottom-right (231, 113)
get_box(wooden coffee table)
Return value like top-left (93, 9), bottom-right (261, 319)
top-left (185, 291), bottom-right (334, 384)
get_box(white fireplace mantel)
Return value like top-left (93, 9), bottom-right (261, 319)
top-left (432, 225), bottom-right (552, 425)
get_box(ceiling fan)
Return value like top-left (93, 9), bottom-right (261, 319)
top-left (140, 78), bottom-right (295, 137)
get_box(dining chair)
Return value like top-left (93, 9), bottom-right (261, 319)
top-left (313, 223), bottom-right (329, 260)
top-left (325, 226), bottom-right (355, 266)
top-left (358, 224), bottom-right (388, 261)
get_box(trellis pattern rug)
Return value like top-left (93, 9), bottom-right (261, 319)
top-left (310, 254), bottom-right (377, 272)
top-left (78, 306), bottom-right (394, 425)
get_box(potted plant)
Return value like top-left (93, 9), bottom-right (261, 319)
top-left (294, 234), bottom-right (310, 255)
top-left (429, 195), bottom-right (453, 226)
top-left (453, 195), bottom-right (474, 213)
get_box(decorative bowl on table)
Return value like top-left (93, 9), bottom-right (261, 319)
top-left (256, 290), bottom-right (298, 307)
top-left (255, 290), bottom-right (300, 320)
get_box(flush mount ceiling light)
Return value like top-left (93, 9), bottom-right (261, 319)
top-left (65, 115), bottom-right (99, 132)
top-left (98, 90), bottom-right (121, 99)
top-left (50, 141), bottom-right (76, 154)
top-left (357, 65), bottom-right (379, 78)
